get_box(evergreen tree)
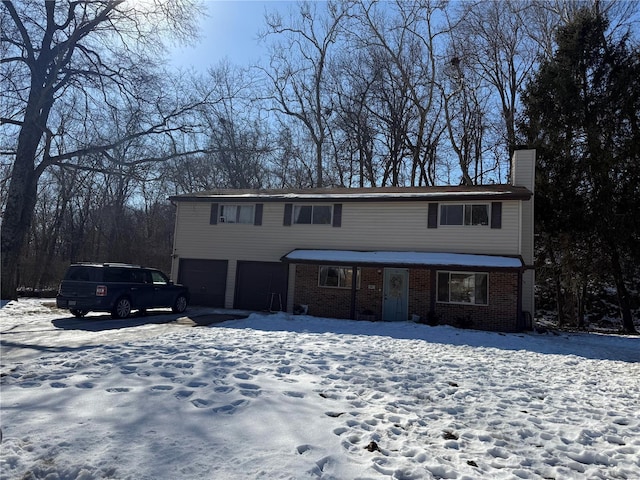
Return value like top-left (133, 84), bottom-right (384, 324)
top-left (520, 6), bottom-right (640, 333)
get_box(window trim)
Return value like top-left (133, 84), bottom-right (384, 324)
top-left (439, 203), bottom-right (490, 227)
top-left (318, 266), bottom-right (361, 289)
top-left (436, 271), bottom-right (489, 306)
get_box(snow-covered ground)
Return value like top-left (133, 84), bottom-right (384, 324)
top-left (1, 299), bottom-right (639, 480)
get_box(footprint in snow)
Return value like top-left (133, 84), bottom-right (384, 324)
top-left (19, 381), bottom-right (42, 388)
top-left (296, 444), bottom-right (313, 455)
top-left (187, 381), bottom-right (208, 388)
top-left (211, 399), bottom-right (249, 414)
top-left (283, 391), bottom-right (305, 398)
top-left (150, 385), bottom-right (174, 391)
top-left (213, 385), bottom-right (234, 394)
top-left (191, 398), bottom-right (212, 408)
top-left (174, 390), bottom-right (194, 399)
top-left (106, 387), bottom-right (131, 393)
top-left (237, 383), bottom-right (261, 397)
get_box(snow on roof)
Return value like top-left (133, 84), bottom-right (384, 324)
top-left (169, 185), bottom-right (532, 202)
top-left (282, 250), bottom-right (524, 269)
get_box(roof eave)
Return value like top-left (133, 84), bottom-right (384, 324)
top-left (169, 189), bottom-right (532, 203)
top-left (280, 250), bottom-right (525, 271)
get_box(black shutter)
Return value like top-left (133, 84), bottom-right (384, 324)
top-left (283, 203), bottom-right (292, 226)
top-left (491, 202), bottom-right (502, 229)
top-left (210, 203), bottom-right (219, 225)
top-left (332, 203), bottom-right (342, 227)
top-left (254, 204), bottom-right (263, 226)
top-left (427, 203), bottom-right (438, 228)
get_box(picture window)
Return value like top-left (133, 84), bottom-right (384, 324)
top-left (318, 266), bottom-right (361, 289)
top-left (437, 271), bottom-right (488, 305)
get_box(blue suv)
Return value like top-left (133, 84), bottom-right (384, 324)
top-left (57, 263), bottom-right (190, 318)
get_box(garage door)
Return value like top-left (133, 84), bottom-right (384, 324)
top-left (235, 261), bottom-right (288, 311)
top-left (178, 259), bottom-right (228, 307)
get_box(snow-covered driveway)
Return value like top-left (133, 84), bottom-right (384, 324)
top-left (1, 299), bottom-right (639, 479)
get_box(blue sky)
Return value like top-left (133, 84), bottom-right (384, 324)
top-left (169, 0), bottom-right (294, 71)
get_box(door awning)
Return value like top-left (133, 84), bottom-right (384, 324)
top-left (281, 249), bottom-right (524, 270)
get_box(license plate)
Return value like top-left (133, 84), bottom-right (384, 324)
top-left (69, 300), bottom-right (76, 306)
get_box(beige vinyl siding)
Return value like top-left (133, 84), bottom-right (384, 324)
top-left (172, 200), bottom-right (522, 263)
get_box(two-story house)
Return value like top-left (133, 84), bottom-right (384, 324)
top-left (168, 149), bottom-right (535, 332)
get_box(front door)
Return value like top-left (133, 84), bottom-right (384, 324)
top-left (382, 268), bottom-right (409, 321)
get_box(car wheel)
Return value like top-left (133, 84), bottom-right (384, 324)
top-left (172, 294), bottom-right (188, 314)
top-left (112, 297), bottom-right (132, 319)
top-left (70, 309), bottom-right (88, 318)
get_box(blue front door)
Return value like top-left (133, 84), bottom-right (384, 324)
top-left (382, 268), bottom-right (409, 321)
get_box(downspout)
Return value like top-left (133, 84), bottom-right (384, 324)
top-left (350, 264), bottom-right (358, 320)
top-left (517, 268), bottom-right (523, 331)
top-left (169, 199), bottom-right (180, 283)
top-left (429, 268), bottom-right (437, 322)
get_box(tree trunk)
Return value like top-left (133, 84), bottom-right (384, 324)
top-left (1, 72), bottom-right (51, 299)
top-left (576, 280), bottom-right (587, 330)
top-left (1, 142), bottom-right (41, 299)
top-left (609, 244), bottom-right (637, 334)
top-left (545, 238), bottom-right (566, 326)
top-left (315, 140), bottom-right (323, 188)
top-left (554, 272), bottom-right (565, 326)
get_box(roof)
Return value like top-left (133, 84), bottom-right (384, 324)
top-left (169, 185), bottom-right (532, 203)
top-left (281, 250), bottom-right (524, 270)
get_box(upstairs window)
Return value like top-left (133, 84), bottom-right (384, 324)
top-left (318, 266), bottom-right (361, 289)
top-left (220, 204), bottom-right (254, 224)
top-left (437, 271), bottom-right (488, 305)
top-left (294, 205), bottom-right (332, 225)
top-left (440, 204), bottom-right (489, 226)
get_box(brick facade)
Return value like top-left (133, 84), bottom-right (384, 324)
top-left (293, 264), bottom-right (520, 332)
top-left (434, 272), bottom-right (519, 332)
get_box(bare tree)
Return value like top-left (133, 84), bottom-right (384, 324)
top-left (439, 39), bottom-right (492, 185)
top-left (352, 0), bottom-right (447, 186)
top-left (160, 62), bottom-right (275, 192)
top-left (331, 49), bottom-right (378, 187)
top-left (0, 0), bottom-right (207, 298)
top-left (453, 0), bottom-right (538, 160)
top-left (527, 0), bottom-right (640, 60)
top-left (261, 1), bottom-right (350, 187)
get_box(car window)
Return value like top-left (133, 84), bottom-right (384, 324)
top-left (150, 271), bottom-right (168, 285)
top-left (128, 270), bottom-right (149, 284)
top-left (104, 268), bottom-right (135, 283)
top-left (65, 267), bottom-right (94, 281)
